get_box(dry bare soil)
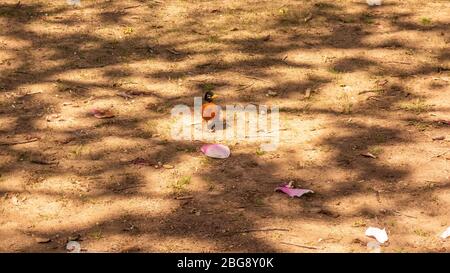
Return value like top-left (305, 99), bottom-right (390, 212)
top-left (0, 0), bottom-right (449, 252)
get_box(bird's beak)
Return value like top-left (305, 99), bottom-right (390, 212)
top-left (211, 94), bottom-right (219, 99)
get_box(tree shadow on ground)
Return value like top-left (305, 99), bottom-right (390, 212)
top-left (1, 0), bottom-right (449, 252)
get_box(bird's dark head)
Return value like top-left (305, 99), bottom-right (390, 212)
top-left (204, 91), bottom-right (218, 103)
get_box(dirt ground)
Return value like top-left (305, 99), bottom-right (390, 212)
top-left (0, 0), bottom-right (449, 253)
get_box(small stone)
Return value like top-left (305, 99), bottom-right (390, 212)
top-left (304, 88), bottom-right (311, 98)
top-left (308, 207), bottom-right (322, 213)
top-left (36, 237), bottom-right (52, 244)
top-left (11, 196), bottom-right (19, 206)
top-left (432, 136), bottom-right (445, 141)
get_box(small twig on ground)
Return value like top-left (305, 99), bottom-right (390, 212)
top-left (77, 64), bottom-right (111, 69)
top-left (123, 4), bottom-right (143, 10)
top-left (381, 61), bottom-right (412, 65)
top-left (361, 152), bottom-right (377, 159)
top-left (242, 75), bottom-right (271, 83)
top-left (24, 91), bottom-right (43, 96)
top-left (0, 138), bottom-right (39, 146)
top-left (367, 96), bottom-right (382, 101)
top-left (235, 83), bottom-right (255, 91)
top-left (117, 92), bottom-right (134, 99)
top-left (280, 242), bottom-right (319, 250)
top-left (174, 196), bottom-right (193, 200)
top-left (226, 228), bottom-right (290, 236)
top-left (304, 13), bottom-right (313, 22)
top-left (187, 79), bottom-right (208, 83)
top-left (392, 210), bottom-right (417, 219)
top-left (375, 191), bottom-right (381, 203)
top-left (432, 150), bottom-right (449, 158)
top-left (167, 49), bottom-right (181, 55)
top-left (358, 89), bottom-right (383, 95)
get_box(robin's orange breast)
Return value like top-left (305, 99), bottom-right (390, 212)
top-left (202, 103), bottom-right (218, 121)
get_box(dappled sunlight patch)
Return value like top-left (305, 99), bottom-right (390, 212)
top-left (1, 0), bottom-right (449, 252)
top-left (0, 115), bottom-right (17, 132)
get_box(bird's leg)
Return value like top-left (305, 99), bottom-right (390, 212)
top-left (207, 120), bottom-right (216, 132)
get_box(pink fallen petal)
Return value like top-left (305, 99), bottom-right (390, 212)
top-left (275, 184), bottom-right (314, 198)
top-left (91, 108), bottom-right (115, 119)
top-left (201, 144), bottom-right (230, 159)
